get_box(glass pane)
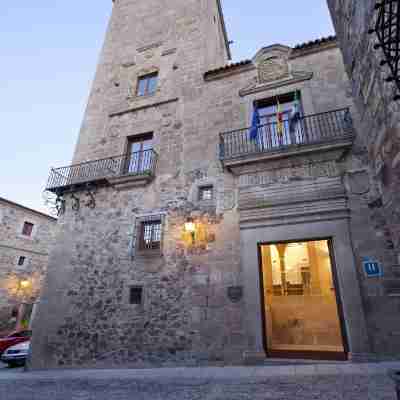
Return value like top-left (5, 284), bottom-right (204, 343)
top-left (137, 78), bottom-right (147, 96)
top-left (126, 152), bottom-right (140, 174)
top-left (261, 240), bottom-right (344, 353)
top-left (141, 138), bottom-right (153, 151)
top-left (147, 75), bottom-right (158, 94)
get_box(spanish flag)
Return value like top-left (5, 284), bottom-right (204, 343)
top-left (276, 99), bottom-right (284, 136)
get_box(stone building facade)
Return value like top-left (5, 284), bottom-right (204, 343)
top-left (31, 0), bottom-right (400, 369)
top-left (0, 197), bottom-right (57, 335)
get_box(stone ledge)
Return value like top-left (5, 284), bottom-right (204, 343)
top-left (18, 361), bottom-right (400, 380)
top-left (109, 98), bottom-right (179, 118)
top-left (224, 138), bottom-right (354, 173)
top-left (107, 174), bottom-right (154, 190)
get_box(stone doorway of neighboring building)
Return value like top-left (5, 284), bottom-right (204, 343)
top-left (258, 239), bottom-right (348, 361)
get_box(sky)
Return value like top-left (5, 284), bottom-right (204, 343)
top-left (0, 1), bottom-right (335, 214)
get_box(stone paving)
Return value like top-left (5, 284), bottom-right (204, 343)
top-left (0, 362), bottom-right (399, 400)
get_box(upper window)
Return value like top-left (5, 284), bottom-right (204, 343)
top-left (139, 220), bottom-right (162, 251)
top-left (22, 222), bottom-right (34, 237)
top-left (137, 72), bottom-right (158, 96)
top-left (199, 186), bottom-right (214, 201)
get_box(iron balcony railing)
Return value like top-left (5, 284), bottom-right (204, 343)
top-left (46, 149), bottom-right (158, 193)
top-left (219, 108), bottom-right (354, 161)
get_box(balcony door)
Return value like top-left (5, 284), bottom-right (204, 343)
top-left (259, 239), bottom-right (347, 360)
top-left (256, 93), bottom-right (304, 149)
top-left (125, 133), bottom-right (153, 174)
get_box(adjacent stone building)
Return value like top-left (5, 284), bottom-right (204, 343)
top-left (0, 197), bottom-right (57, 335)
top-left (327, 1), bottom-right (400, 254)
top-left (30, 0), bottom-right (400, 369)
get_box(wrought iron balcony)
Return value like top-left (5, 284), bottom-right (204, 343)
top-left (46, 149), bottom-right (158, 194)
top-left (219, 108), bottom-right (354, 166)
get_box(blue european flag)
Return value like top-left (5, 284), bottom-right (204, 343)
top-left (249, 108), bottom-right (260, 141)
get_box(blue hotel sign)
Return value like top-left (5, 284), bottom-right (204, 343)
top-left (363, 257), bottom-right (382, 278)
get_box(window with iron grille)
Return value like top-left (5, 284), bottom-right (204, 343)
top-left (133, 214), bottom-right (165, 257)
top-left (139, 220), bottom-right (162, 251)
top-left (129, 287), bottom-right (143, 305)
top-left (136, 72), bottom-right (158, 96)
top-left (22, 222), bottom-right (34, 237)
top-left (199, 185), bottom-right (214, 201)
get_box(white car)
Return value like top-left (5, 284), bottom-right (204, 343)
top-left (1, 340), bottom-right (30, 367)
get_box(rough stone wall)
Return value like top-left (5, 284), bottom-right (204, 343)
top-left (327, 0), bottom-right (400, 253)
top-left (327, 0), bottom-right (400, 356)
top-left (0, 199), bottom-right (57, 333)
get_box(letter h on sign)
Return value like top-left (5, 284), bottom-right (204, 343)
top-left (363, 257), bottom-right (382, 278)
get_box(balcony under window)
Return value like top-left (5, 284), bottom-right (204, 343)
top-left (219, 108), bottom-right (355, 169)
top-left (46, 149), bottom-right (158, 194)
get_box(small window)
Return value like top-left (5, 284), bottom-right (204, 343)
top-left (137, 72), bottom-right (158, 96)
top-left (22, 222), bottom-right (34, 237)
top-left (199, 186), bottom-right (214, 201)
top-left (140, 220), bottom-right (162, 250)
top-left (18, 256), bottom-right (26, 266)
top-left (130, 287), bottom-right (143, 305)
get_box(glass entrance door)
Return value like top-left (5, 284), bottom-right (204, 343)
top-left (260, 240), bottom-right (346, 359)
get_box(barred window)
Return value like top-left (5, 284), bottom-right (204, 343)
top-left (199, 185), bottom-right (214, 201)
top-left (129, 287), bottom-right (143, 305)
top-left (140, 220), bottom-right (162, 250)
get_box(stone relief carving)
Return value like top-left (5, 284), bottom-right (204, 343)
top-left (238, 161), bottom-right (339, 188)
top-left (346, 170), bottom-right (371, 195)
top-left (239, 45), bottom-right (313, 97)
top-left (258, 56), bottom-right (289, 83)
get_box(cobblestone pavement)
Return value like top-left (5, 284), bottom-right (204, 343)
top-left (0, 363), bottom-right (399, 400)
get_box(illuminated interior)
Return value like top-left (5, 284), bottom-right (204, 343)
top-left (260, 240), bottom-right (344, 354)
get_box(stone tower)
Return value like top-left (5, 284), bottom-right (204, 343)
top-left (73, 0), bottom-right (230, 164)
top-left (31, 0), bottom-right (238, 369)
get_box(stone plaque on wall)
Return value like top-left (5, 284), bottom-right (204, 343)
top-left (227, 286), bottom-right (243, 303)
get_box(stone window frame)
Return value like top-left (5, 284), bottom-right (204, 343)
top-left (198, 185), bottom-right (214, 202)
top-left (188, 179), bottom-right (217, 207)
top-left (15, 254), bottom-right (29, 269)
top-left (134, 213), bottom-right (166, 258)
top-left (135, 70), bottom-right (159, 97)
top-left (125, 281), bottom-right (147, 308)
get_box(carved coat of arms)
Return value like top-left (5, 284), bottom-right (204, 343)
top-left (258, 56), bottom-right (289, 83)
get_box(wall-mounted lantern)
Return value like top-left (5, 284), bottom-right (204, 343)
top-left (182, 217), bottom-right (211, 249)
top-left (19, 280), bottom-right (31, 290)
top-left (184, 217), bottom-right (196, 244)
